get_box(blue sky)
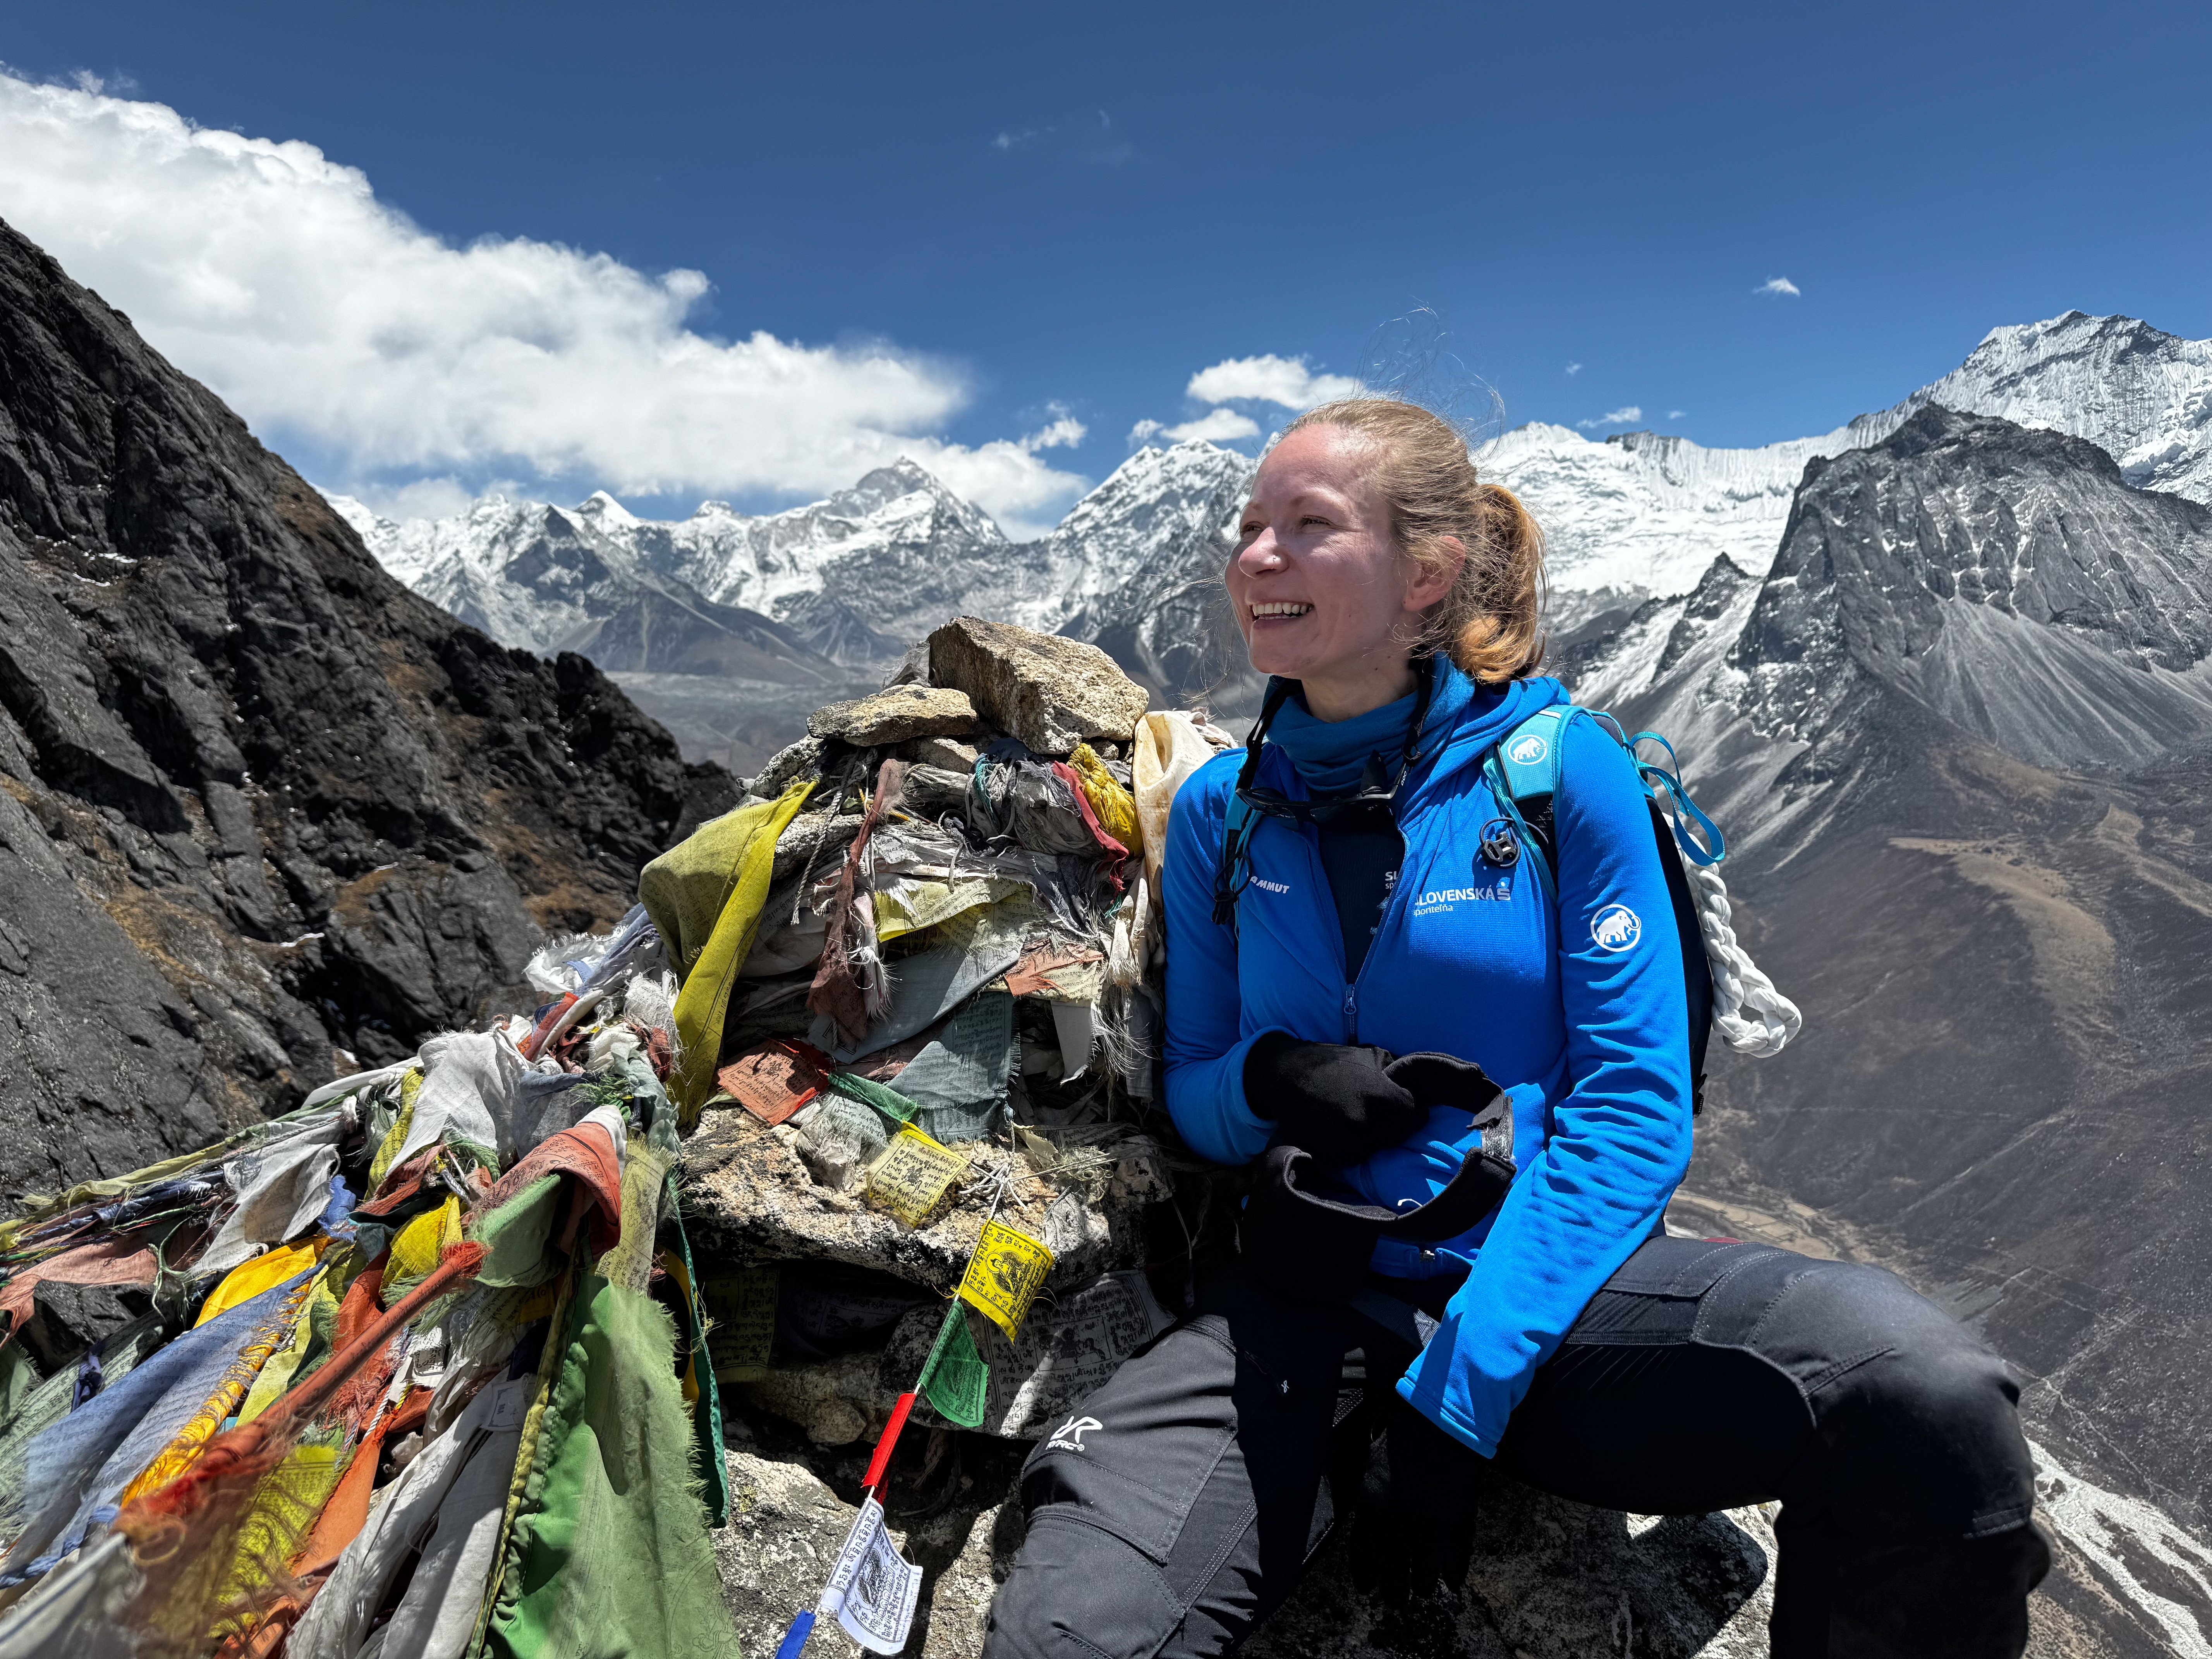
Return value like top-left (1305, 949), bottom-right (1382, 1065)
top-left (3, 1), bottom-right (2208, 531)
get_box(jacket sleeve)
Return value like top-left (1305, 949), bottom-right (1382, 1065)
top-left (1161, 756), bottom-right (1278, 1167)
top-left (1396, 713), bottom-right (1693, 1454)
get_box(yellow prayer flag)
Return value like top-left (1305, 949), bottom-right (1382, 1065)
top-left (194, 1237), bottom-right (326, 1328)
top-left (640, 779), bottom-right (815, 1126)
top-left (864, 1128), bottom-right (969, 1228)
top-left (958, 1219), bottom-right (1055, 1341)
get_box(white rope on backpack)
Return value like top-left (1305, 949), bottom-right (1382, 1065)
top-left (1683, 857), bottom-right (1802, 1058)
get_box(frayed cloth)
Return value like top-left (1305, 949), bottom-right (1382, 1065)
top-left (198, 1120), bottom-right (348, 1276)
top-left (891, 990), bottom-right (1020, 1145)
top-left (807, 893), bottom-right (1032, 1063)
top-left (809, 762), bottom-right (906, 1048)
top-left (1, 1273), bottom-right (313, 1584)
top-left (641, 779), bottom-right (816, 1122)
top-left (0, 1237), bottom-right (157, 1352)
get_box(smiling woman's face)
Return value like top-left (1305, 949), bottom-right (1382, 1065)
top-left (1227, 422), bottom-right (1456, 721)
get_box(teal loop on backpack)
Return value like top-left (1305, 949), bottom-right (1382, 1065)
top-left (1641, 765), bottom-right (1726, 866)
top-left (1622, 729), bottom-right (1725, 865)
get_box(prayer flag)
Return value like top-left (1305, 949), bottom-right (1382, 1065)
top-left (821, 1496), bottom-right (922, 1655)
top-left (865, 1128), bottom-right (967, 1228)
top-left (959, 1219), bottom-right (1055, 1341)
top-left (916, 1300), bottom-right (989, 1429)
top-left (716, 1041), bottom-right (828, 1126)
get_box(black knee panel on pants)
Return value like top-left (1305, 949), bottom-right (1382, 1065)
top-left (1733, 1257), bottom-right (2037, 1542)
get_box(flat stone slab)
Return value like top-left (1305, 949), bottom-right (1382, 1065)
top-left (927, 617), bottom-right (1149, 756)
top-left (808, 685), bottom-right (980, 747)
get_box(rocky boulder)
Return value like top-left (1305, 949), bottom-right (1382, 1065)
top-left (808, 685), bottom-right (981, 747)
top-left (927, 617), bottom-right (1150, 755)
top-left (680, 1108), bottom-right (1161, 1295)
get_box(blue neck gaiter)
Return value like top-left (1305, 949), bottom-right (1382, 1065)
top-left (1266, 657), bottom-right (1483, 794)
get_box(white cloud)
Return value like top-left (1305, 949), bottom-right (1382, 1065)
top-left (351, 475), bottom-right (493, 521)
top-left (1163, 409), bottom-right (1262, 444)
top-left (1576, 406), bottom-right (1644, 430)
top-left (1565, 362), bottom-right (1583, 376)
top-left (0, 72), bottom-right (1088, 529)
top-left (1755, 276), bottom-right (1802, 297)
top-left (1127, 409), bottom-right (1264, 447)
top-left (1185, 354), bottom-right (1362, 410)
top-left (1666, 409), bottom-right (1687, 421)
top-left (1017, 414), bottom-right (1086, 451)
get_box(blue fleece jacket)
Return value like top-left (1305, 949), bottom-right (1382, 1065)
top-left (1161, 667), bottom-right (1692, 1456)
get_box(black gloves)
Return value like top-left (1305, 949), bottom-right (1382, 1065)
top-left (1243, 1034), bottom-right (1424, 1167)
top-left (1239, 1042), bottom-right (1518, 1309)
top-left (1244, 1036), bottom-right (1510, 1168)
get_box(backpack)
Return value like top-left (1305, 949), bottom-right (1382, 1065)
top-left (1484, 708), bottom-right (1706, 1111)
top-left (1211, 702), bottom-right (1801, 1114)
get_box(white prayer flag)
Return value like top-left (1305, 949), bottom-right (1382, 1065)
top-left (819, 1496), bottom-right (921, 1655)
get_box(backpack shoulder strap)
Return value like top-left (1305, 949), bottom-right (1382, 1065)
top-left (1480, 705), bottom-right (1579, 903)
top-left (1493, 706), bottom-right (1570, 799)
top-left (1209, 768), bottom-right (1262, 931)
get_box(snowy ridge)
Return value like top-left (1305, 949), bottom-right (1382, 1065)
top-left (1484, 311), bottom-right (2212, 619)
top-left (1480, 424), bottom-right (1836, 615)
top-left (331, 309), bottom-right (2212, 736)
top-left (1881, 311), bottom-right (2212, 501)
top-left (640, 459), bottom-right (1008, 619)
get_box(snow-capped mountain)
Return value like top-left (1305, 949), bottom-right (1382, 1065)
top-left (326, 490), bottom-right (850, 682)
top-left (1484, 311), bottom-right (2212, 630)
top-left (1595, 403), bottom-right (2212, 1591)
top-left (337, 443), bottom-right (1260, 758)
top-left (337, 309), bottom-right (2212, 768)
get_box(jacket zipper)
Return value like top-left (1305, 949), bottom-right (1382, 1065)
top-left (1331, 831), bottom-right (1410, 1047)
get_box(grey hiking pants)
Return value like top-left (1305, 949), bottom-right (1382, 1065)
top-left (982, 1237), bottom-right (2049, 1659)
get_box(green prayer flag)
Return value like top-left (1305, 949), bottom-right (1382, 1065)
top-left (828, 1071), bottom-right (919, 1125)
top-left (917, 1300), bottom-right (989, 1430)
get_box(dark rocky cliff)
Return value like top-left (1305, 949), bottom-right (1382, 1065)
top-left (0, 216), bottom-right (730, 1198)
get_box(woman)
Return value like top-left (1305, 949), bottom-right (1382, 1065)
top-left (984, 400), bottom-right (2049, 1658)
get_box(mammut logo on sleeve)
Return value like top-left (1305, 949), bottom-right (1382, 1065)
top-left (1047, 1415), bottom-right (1102, 1453)
top-left (1591, 904), bottom-right (1642, 951)
top-left (1251, 878), bottom-right (1291, 895)
top-left (1506, 734), bottom-right (1549, 766)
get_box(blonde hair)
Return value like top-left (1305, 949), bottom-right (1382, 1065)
top-left (1283, 398), bottom-right (1547, 684)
